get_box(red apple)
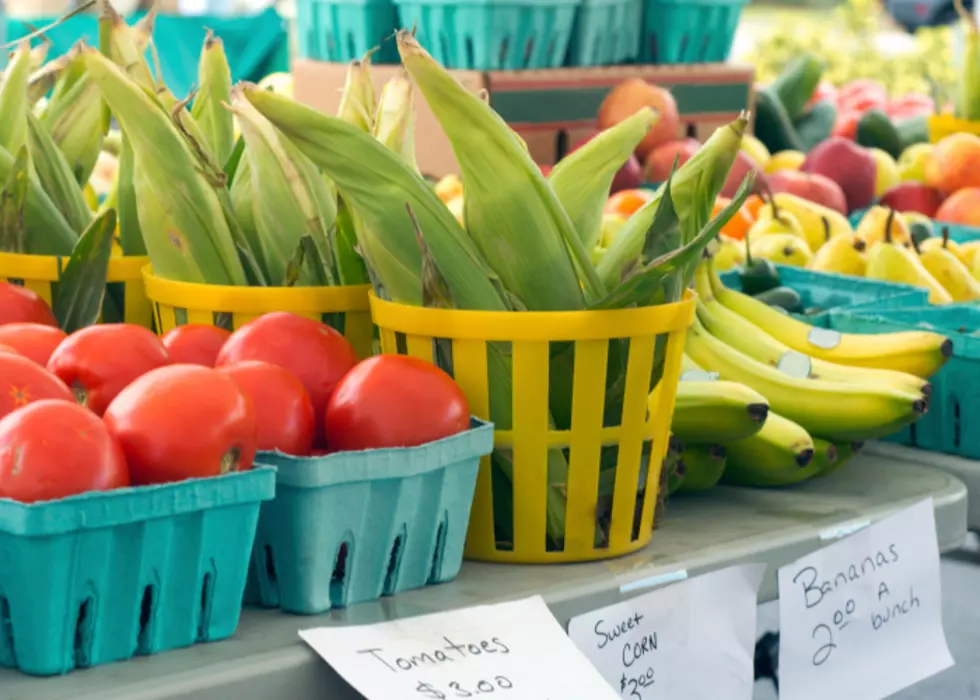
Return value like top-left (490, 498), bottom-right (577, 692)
top-left (878, 182), bottom-right (945, 218)
top-left (801, 137), bottom-right (877, 213)
top-left (538, 163), bottom-right (553, 177)
top-left (768, 170), bottom-right (848, 215)
top-left (721, 150), bottom-right (768, 199)
top-left (642, 138), bottom-right (700, 183)
top-left (566, 133), bottom-right (642, 193)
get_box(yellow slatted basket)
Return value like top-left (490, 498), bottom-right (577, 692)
top-left (928, 114), bottom-right (980, 142)
top-left (369, 290), bottom-right (696, 563)
top-left (0, 252), bottom-right (152, 327)
top-left (142, 267), bottom-right (375, 360)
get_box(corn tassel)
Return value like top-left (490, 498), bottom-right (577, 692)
top-left (596, 115), bottom-right (747, 289)
top-left (398, 31), bottom-right (603, 310)
top-left (40, 51), bottom-right (103, 186)
top-left (228, 88), bottom-right (338, 286)
top-left (547, 109), bottom-right (657, 252)
top-left (191, 32), bottom-right (235, 168)
top-left (0, 43), bottom-right (33, 157)
top-left (26, 112), bottom-right (92, 235)
top-left (0, 144), bottom-right (77, 255)
top-left (82, 49), bottom-right (246, 285)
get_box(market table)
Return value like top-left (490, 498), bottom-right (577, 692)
top-left (2, 450), bottom-right (967, 700)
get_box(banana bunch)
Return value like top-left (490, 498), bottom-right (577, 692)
top-left (665, 257), bottom-right (950, 489)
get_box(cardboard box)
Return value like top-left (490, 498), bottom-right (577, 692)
top-left (293, 59), bottom-right (755, 178)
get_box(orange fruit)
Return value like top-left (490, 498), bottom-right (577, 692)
top-left (742, 194), bottom-right (765, 220)
top-left (711, 197), bottom-right (754, 241)
top-left (604, 189), bottom-right (653, 218)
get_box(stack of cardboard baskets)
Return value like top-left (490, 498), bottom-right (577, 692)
top-left (0, 257), bottom-right (695, 676)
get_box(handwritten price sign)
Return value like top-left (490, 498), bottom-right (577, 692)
top-left (299, 596), bottom-right (620, 700)
top-left (568, 565), bottom-right (764, 700)
top-left (778, 500), bottom-right (954, 700)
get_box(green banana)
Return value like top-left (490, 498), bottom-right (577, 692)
top-left (814, 440), bottom-right (864, 478)
top-left (811, 438), bottom-right (839, 476)
top-left (722, 412), bottom-right (817, 487)
top-left (677, 444), bottom-right (727, 492)
top-left (706, 262), bottom-right (952, 378)
top-left (671, 379), bottom-right (769, 444)
top-left (695, 263), bottom-right (930, 397)
top-left (665, 448), bottom-right (686, 496)
top-left (685, 316), bottom-right (929, 442)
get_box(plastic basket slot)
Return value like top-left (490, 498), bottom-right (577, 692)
top-left (955, 400), bottom-right (962, 449)
top-left (73, 595), bottom-right (95, 669)
top-left (136, 584), bottom-right (156, 656)
top-left (196, 560), bottom-right (217, 644)
top-left (1, 595), bottom-right (15, 667)
top-left (382, 526), bottom-right (407, 596)
top-left (330, 539), bottom-right (352, 608)
top-left (263, 544), bottom-right (277, 587)
top-left (427, 515), bottom-right (448, 585)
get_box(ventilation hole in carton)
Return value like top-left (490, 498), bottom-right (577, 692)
top-left (347, 34), bottom-right (357, 63)
top-left (196, 571), bottom-right (215, 643)
top-left (465, 37), bottom-right (475, 69)
top-left (908, 420), bottom-right (918, 447)
top-left (555, 130), bottom-right (570, 161)
top-left (686, 123), bottom-right (698, 140)
top-left (136, 585), bottom-right (156, 656)
top-left (383, 530), bottom-right (407, 596)
top-left (428, 517), bottom-right (449, 584)
top-left (329, 540), bottom-right (352, 607)
top-left (264, 545), bottom-right (278, 585)
top-left (1, 596), bottom-right (15, 665)
top-left (954, 400), bottom-right (962, 448)
top-left (499, 37), bottom-right (510, 67)
top-left (74, 597), bottom-right (95, 668)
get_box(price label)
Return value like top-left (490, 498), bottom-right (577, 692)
top-left (300, 595), bottom-right (620, 700)
top-left (567, 565), bottom-right (765, 700)
top-left (778, 499), bottom-right (954, 700)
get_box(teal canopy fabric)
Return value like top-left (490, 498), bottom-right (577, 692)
top-left (5, 8), bottom-right (289, 99)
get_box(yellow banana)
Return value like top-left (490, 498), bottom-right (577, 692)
top-left (813, 440), bottom-right (863, 478)
top-left (769, 192), bottom-right (855, 253)
top-left (693, 265), bottom-right (930, 397)
top-left (722, 412), bottom-right (818, 487)
top-left (685, 316), bottom-right (929, 442)
top-left (706, 262), bottom-right (952, 378)
top-left (670, 378), bottom-right (769, 444)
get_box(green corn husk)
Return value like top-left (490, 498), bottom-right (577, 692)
top-left (115, 139), bottom-right (145, 255)
top-left (0, 43), bottom-right (33, 157)
top-left (373, 75), bottom-right (418, 172)
top-left (337, 54), bottom-right (376, 132)
top-left (0, 143), bottom-right (78, 255)
top-left (53, 209), bottom-right (116, 333)
top-left (228, 87), bottom-right (338, 286)
top-left (955, 0), bottom-right (980, 120)
top-left (596, 114), bottom-right (748, 290)
top-left (547, 108), bottom-right (657, 251)
top-left (99, 3), bottom-right (155, 91)
top-left (27, 112), bottom-right (92, 234)
top-left (0, 147), bottom-right (30, 254)
top-left (82, 49), bottom-right (246, 285)
top-left (398, 31), bottom-right (602, 310)
top-left (40, 51), bottom-right (103, 186)
top-left (28, 54), bottom-right (70, 107)
top-left (191, 32), bottom-right (235, 168)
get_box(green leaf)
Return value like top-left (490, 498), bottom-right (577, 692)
top-left (54, 209), bottom-right (116, 333)
top-left (116, 138), bottom-right (146, 256)
top-left (333, 199), bottom-right (370, 285)
top-left (224, 135), bottom-right (247, 184)
top-left (283, 239), bottom-right (305, 287)
top-left (0, 147), bottom-right (31, 254)
top-left (299, 235), bottom-right (332, 286)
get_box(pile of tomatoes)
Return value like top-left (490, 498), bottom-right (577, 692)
top-left (0, 282), bottom-right (471, 505)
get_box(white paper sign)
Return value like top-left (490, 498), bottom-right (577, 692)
top-left (300, 595), bottom-right (621, 700)
top-left (778, 499), bottom-right (954, 700)
top-left (567, 564), bottom-right (765, 700)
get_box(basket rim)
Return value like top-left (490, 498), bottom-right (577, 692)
top-left (142, 265), bottom-right (372, 314)
top-left (0, 252), bottom-right (148, 283)
top-left (370, 288), bottom-right (695, 340)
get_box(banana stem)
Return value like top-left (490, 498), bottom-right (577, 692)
top-left (744, 231), bottom-right (753, 267)
top-left (884, 207), bottom-right (896, 245)
top-left (942, 225), bottom-right (950, 249)
top-left (822, 216), bottom-right (830, 243)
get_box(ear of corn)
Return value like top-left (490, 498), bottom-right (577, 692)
top-left (228, 88), bottom-right (339, 286)
top-left (596, 114), bottom-right (747, 289)
top-left (337, 55), bottom-right (376, 132)
top-left (547, 108), bottom-right (656, 252)
top-left (373, 75), bottom-right (418, 173)
top-left (0, 143), bottom-right (78, 255)
top-left (40, 52), bottom-right (103, 186)
top-left (82, 49), bottom-right (246, 285)
top-left (26, 111), bottom-right (92, 234)
top-left (0, 43), bottom-right (33, 157)
top-left (52, 209), bottom-right (116, 333)
top-left (191, 32), bottom-right (235, 168)
top-left (398, 31), bottom-right (603, 310)
top-left (28, 54), bottom-right (69, 107)
top-left (0, 147), bottom-right (30, 254)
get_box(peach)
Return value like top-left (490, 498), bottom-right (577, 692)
top-left (935, 187), bottom-right (980, 228)
top-left (925, 133), bottom-right (980, 194)
top-left (598, 79), bottom-right (680, 160)
top-left (642, 138), bottom-right (700, 183)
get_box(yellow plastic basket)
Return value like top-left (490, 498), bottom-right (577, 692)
top-left (142, 267), bottom-right (375, 360)
top-left (369, 290), bottom-right (696, 563)
top-left (0, 252), bottom-right (152, 328)
top-left (928, 114), bottom-right (980, 143)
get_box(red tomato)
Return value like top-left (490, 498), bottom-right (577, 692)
top-left (0, 352), bottom-right (73, 421)
top-left (104, 364), bottom-right (257, 485)
top-left (0, 400), bottom-right (129, 503)
top-left (0, 282), bottom-right (57, 327)
top-left (837, 79), bottom-right (887, 103)
top-left (0, 324), bottom-right (67, 367)
top-left (832, 111), bottom-right (862, 140)
top-left (324, 355), bottom-right (470, 451)
top-left (218, 361), bottom-right (315, 456)
top-left (161, 324), bottom-right (231, 367)
top-left (806, 81), bottom-right (838, 109)
top-left (47, 324), bottom-right (171, 416)
top-left (215, 313), bottom-right (358, 446)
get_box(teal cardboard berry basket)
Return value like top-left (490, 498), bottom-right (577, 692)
top-left (244, 419), bottom-right (494, 615)
top-left (719, 265), bottom-right (929, 328)
top-left (830, 303), bottom-right (976, 459)
top-left (566, 0), bottom-right (640, 66)
top-left (0, 468), bottom-right (275, 677)
top-left (638, 0), bottom-right (748, 64)
top-left (393, 0), bottom-right (581, 69)
top-left (295, 0), bottom-right (400, 63)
